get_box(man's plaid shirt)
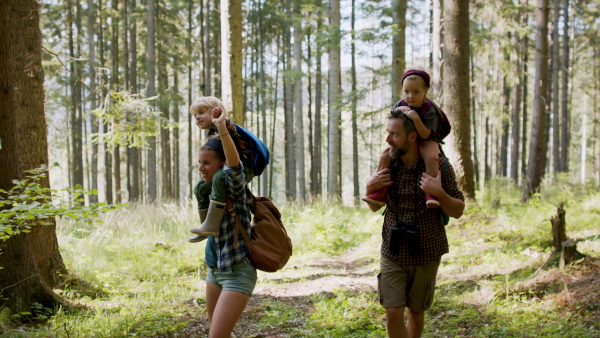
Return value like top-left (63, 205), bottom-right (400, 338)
top-left (381, 154), bottom-right (464, 265)
top-left (214, 163), bottom-right (254, 272)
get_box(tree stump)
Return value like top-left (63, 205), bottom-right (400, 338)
top-left (550, 203), bottom-right (566, 251)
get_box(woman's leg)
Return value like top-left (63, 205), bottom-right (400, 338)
top-left (419, 139), bottom-right (440, 177)
top-left (205, 281), bottom-right (222, 324)
top-left (208, 290), bottom-right (251, 338)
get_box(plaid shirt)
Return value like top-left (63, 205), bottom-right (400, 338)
top-left (214, 163), bottom-right (254, 272)
top-left (381, 154), bottom-right (464, 265)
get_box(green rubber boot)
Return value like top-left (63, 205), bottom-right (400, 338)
top-left (189, 200), bottom-right (225, 237)
top-left (189, 209), bottom-right (209, 243)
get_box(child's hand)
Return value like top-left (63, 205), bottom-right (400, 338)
top-left (212, 107), bottom-right (226, 128)
top-left (398, 106), bottom-right (411, 113)
top-left (405, 109), bottom-right (419, 121)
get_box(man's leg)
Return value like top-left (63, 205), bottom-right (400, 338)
top-left (385, 306), bottom-right (409, 338)
top-left (406, 308), bottom-right (425, 338)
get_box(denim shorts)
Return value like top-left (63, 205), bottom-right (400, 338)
top-left (206, 259), bottom-right (257, 297)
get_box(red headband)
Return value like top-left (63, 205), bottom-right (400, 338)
top-left (401, 70), bottom-right (430, 88)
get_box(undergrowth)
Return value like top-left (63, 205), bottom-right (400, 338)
top-left (4, 176), bottom-right (600, 337)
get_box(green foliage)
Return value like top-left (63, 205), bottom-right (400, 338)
top-left (0, 164), bottom-right (126, 243)
top-left (5, 183), bottom-right (600, 337)
top-left (91, 91), bottom-right (170, 150)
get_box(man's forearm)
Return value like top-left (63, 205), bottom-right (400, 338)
top-left (437, 192), bottom-right (464, 218)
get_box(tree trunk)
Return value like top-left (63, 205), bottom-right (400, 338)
top-left (521, 1), bottom-right (529, 180)
top-left (146, 0), bottom-right (157, 202)
top-left (500, 76), bottom-right (509, 177)
top-left (328, 0), bottom-right (341, 198)
top-left (523, 0), bottom-right (549, 202)
top-left (442, 0), bottom-right (475, 198)
top-left (560, 0), bottom-right (569, 173)
top-left (127, 0), bottom-right (139, 202)
top-left (293, 1), bottom-right (306, 200)
top-left (220, 0), bottom-right (243, 124)
top-left (0, 0), bottom-right (65, 314)
top-left (68, 0), bottom-right (84, 200)
top-left (312, 3), bottom-right (323, 196)
top-left (10, 0), bottom-right (67, 288)
top-left (173, 66), bottom-right (181, 201)
top-left (391, 0), bottom-right (407, 104)
top-left (284, 1), bottom-right (296, 200)
top-left (188, 0), bottom-right (194, 199)
top-left (157, 29), bottom-right (171, 200)
top-left (351, 0), bottom-right (359, 204)
top-left (510, 30), bottom-right (522, 181)
top-left (432, 0), bottom-right (443, 97)
top-left (551, 0), bottom-right (560, 176)
top-left (259, 1), bottom-right (268, 196)
top-left (87, 0), bottom-right (99, 204)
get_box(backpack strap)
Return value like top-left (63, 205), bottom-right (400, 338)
top-left (226, 196), bottom-right (253, 250)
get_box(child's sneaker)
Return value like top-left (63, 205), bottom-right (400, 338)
top-left (426, 194), bottom-right (439, 208)
top-left (361, 186), bottom-right (389, 206)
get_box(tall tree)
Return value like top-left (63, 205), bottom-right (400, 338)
top-left (559, 0), bottom-right (569, 172)
top-left (312, 2), bottom-right (323, 196)
top-left (551, 0), bottom-right (560, 176)
top-left (0, 0), bottom-right (63, 314)
top-left (110, 0), bottom-right (122, 204)
top-left (328, 0), bottom-right (341, 198)
top-left (293, 1), bottom-right (306, 200)
top-left (351, 0), bottom-right (359, 203)
top-left (523, 0), bottom-right (550, 201)
top-left (127, 0), bottom-right (140, 202)
top-left (146, 0), bottom-right (157, 202)
top-left (442, 0), bottom-right (475, 198)
top-left (521, 0), bottom-right (530, 179)
top-left (391, 0), bottom-right (407, 104)
top-left (510, 30), bottom-right (522, 181)
top-left (68, 0), bottom-right (84, 200)
top-left (11, 0), bottom-right (67, 288)
top-left (431, 0), bottom-right (443, 96)
top-left (284, 0), bottom-right (296, 200)
top-left (88, 0), bottom-right (99, 204)
top-left (220, 0), bottom-right (244, 124)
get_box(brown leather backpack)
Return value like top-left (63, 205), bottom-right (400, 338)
top-left (228, 194), bottom-right (293, 272)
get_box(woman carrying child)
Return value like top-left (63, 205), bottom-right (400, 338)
top-left (197, 107), bottom-right (256, 337)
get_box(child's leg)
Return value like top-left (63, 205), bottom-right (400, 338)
top-left (418, 139), bottom-right (440, 208)
top-left (190, 179), bottom-right (212, 243)
top-left (209, 169), bottom-right (227, 203)
top-left (362, 147), bottom-right (393, 206)
top-left (194, 179), bottom-right (212, 210)
top-left (419, 139), bottom-right (440, 177)
top-left (191, 169), bottom-right (226, 237)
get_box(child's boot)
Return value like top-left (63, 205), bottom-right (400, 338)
top-left (188, 209), bottom-right (209, 243)
top-left (426, 194), bottom-right (440, 208)
top-left (190, 200), bottom-right (226, 236)
top-left (362, 186), bottom-right (390, 206)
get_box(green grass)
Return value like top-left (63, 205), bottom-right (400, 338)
top-left (4, 177), bottom-right (600, 337)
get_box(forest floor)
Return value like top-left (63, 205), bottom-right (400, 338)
top-left (179, 243), bottom-right (600, 338)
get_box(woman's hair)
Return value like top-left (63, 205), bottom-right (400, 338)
top-left (200, 135), bottom-right (226, 162)
top-left (190, 96), bottom-right (226, 116)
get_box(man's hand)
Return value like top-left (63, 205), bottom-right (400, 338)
top-left (366, 168), bottom-right (393, 196)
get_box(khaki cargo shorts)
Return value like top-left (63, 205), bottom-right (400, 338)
top-left (377, 255), bottom-right (440, 312)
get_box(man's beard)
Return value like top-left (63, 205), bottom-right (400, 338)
top-left (388, 143), bottom-right (407, 159)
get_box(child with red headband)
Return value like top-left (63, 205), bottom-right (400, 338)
top-left (363, 69), bottom-right (450, 208)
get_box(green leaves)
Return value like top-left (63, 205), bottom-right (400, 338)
top-left (0, 164), bottom-right (126, 243)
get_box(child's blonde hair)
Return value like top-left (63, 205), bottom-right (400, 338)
top-left (189, 96), bottom-right (226, 116)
